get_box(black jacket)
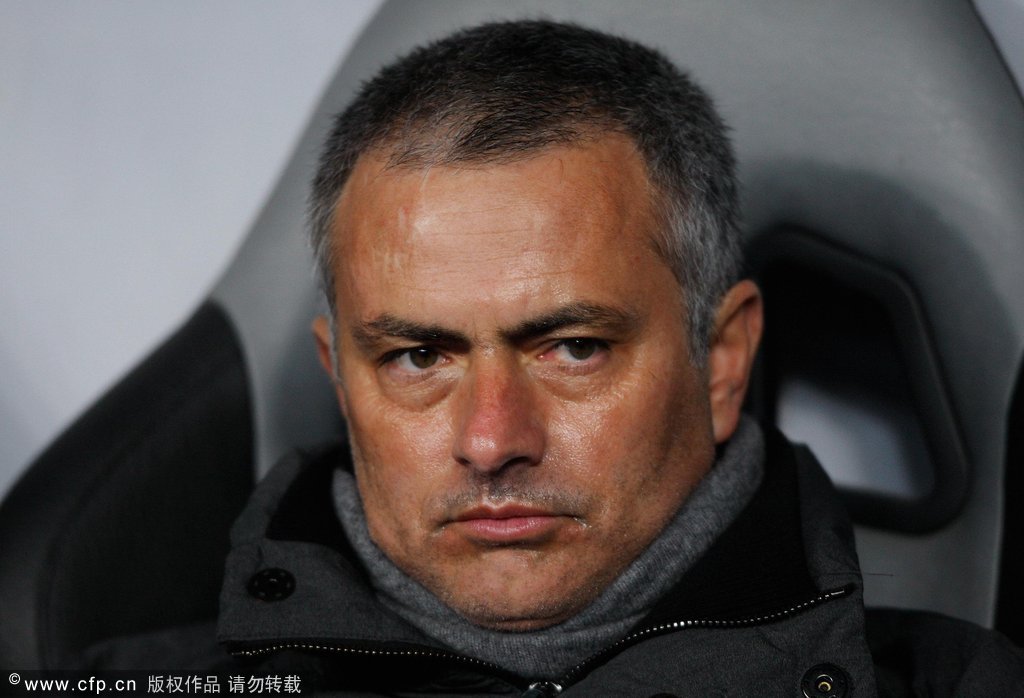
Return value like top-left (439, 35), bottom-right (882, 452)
top-left (85, 430), bottom-right (1023, 695)
top-left (209, 429), bottom-right (1023, 696)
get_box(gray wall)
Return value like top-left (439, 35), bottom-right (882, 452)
top-left (0, 0), bottom-right (383, 497)
top-left (978, 0), bottom-right (1024, 95)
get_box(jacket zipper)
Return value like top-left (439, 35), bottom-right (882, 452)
top-left (556, 584), bottom-right (854, 690)
top-left (231, 584), bottom-right (852, 696)
top-left (230, 642), bottom-right (524, 690)
top-left (232, 641), bottom-right (508, 672)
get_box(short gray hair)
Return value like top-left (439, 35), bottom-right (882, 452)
top-left (309, 19), bottom-right (741, 363)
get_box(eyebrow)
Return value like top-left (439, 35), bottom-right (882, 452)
top-left (350, 302), bottom-right (641, 354)
top-left (350, 315), bottom-right (471, 353)
top-left (501, 302), bottom-right (642, 344)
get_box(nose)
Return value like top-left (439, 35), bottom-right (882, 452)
top-left (451, 357), bottom-right (545, 474)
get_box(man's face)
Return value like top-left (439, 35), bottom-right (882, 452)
top-left (319, 136), bottom-right (720, 630)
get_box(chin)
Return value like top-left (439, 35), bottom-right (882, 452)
top-left (456, 598), bottom-right (579, 632)
top-left (444, 573), bottom-right (595, 632)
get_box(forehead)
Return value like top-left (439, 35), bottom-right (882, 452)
top-left (328, 136), bottom-right (679, 325)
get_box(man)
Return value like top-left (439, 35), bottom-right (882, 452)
top-left (215, 20), bottom-right (1023, 696)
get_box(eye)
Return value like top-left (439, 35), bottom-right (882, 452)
top-left (405, 347), bottom-right (440, 369)
top-left (548, 338), bottom-right (608, 364)
top-left (385, 347), bottom-right (442, 373)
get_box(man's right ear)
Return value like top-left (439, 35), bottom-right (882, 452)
top-left (312, 315), bottom-right (348, 418)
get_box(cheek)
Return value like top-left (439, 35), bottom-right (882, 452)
top-left (346, 395), bottom-right (454, 534)
top-left (344, 363), bottom-right (451, 464)
top-left (545, 390), bottom-right (653, 494)
top-left (548, 362), bottom-right (709, 497)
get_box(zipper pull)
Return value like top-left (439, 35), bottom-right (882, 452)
top-left (522, 681), bottom-right (563, 697)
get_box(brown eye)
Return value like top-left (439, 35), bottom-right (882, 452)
top-left (407, 348), bottom-right (440, 369)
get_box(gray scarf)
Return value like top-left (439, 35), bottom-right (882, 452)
top-left (333, 417), bottom-right (765, 680)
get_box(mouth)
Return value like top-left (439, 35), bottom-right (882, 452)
top-left (447, 504), bottom-right (568, 545)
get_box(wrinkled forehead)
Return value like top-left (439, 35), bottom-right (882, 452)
top-left (326, 136), bottom-right (682, 328)
top-left (330, 135), bottom-right (667, 269)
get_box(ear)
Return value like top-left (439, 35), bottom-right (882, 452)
top-left (312, 315), bottom-right (349, 419)
top-left (707, 280), bottom-right (763, 444)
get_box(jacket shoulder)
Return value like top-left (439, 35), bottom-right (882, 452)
top-left (867, 607), bottom-right (1024, 695)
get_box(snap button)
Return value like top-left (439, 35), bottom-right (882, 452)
top-left (247, 568), bottom-right (295, 601)
top-left (801, 663), bottom-right (848, 698)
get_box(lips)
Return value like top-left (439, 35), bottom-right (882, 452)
top-left (449, 504), bottom-right (564, 544)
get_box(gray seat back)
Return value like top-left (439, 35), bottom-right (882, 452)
top-left (211, 0), bottom-right (1024, 629)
